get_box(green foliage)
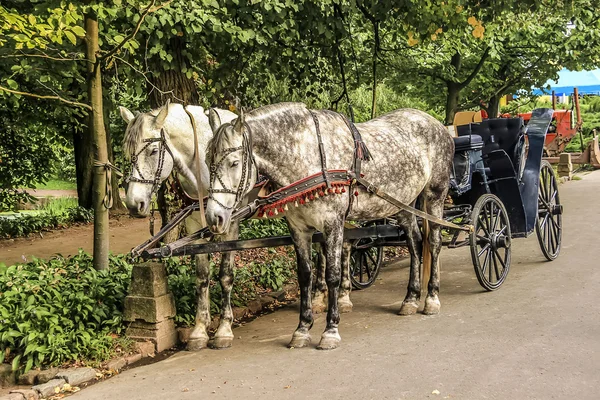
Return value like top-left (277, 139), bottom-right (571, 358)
top-left (37, 179), bottom-right (78, 191)
top-left (0, 206), bottom-right (93, 239)
top-left (0, 251), bottom-right (132, 372)
top-left (239, 218), bottom-right (290, 239)
top-left (249, 255), bottom-right (295, 292)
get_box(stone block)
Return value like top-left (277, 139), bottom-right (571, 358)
top-left (126, 319), bottom-right (176, 339)
top-left (106, 358), bottom-right (126, 372)
top-left (18, 370), bottom-right (40, 386)
top-left (558, 153), bottom-right (573, 179)
top-left (36, 367), bottom-right (58, 384)
top-left (123, 293), bottom-right (176, 323)
top-left (154, 330), bottom-right (178, 352)
top-left (32, 379), bottom-right (65, 398)
top-left (9, 389), bottom-right (38, 400)
top-left (128, 262), bottom-right (169, 297)
top-left (260, 296), bottom-right (275, 308)
top-left (125, 353), bottom-right (142, 365)
top-left (134, 341), bottom-right (155, 357)
top-left (233, 307), bottom-right (247, 320)
top-left (247, 299), bottom-right (262, 314)
top-left (0, 363), bottom-right (16, 387)
top-left (56, 367), bottom-right (96, 386)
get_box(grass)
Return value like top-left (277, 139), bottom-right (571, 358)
top-left (36, 178), bottom-right (77, 190)
top-left (36, 196), bottom-right (79, 212)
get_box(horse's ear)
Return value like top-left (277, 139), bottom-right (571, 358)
top-left (154, 99), bottom-right (170, 128)
top-left (234, 108), bottom-right (244, 133)
top-left (119, 106), bottom-right (135, 124)
top-left (208, 108), bottom-right (221, 134)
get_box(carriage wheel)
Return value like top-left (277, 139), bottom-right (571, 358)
top-left (470, 194), bottom-right (512, 291)
top-left (536, 160), bottom-right (562, 261)
top-left (350, 238), bottom-right (383, 290)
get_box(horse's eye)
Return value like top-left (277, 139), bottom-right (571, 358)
top-left (230, 160), bottom-right (240, 168)
top-left (150, 148), bottom-right (159, 155)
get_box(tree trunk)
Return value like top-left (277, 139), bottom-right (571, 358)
top-left (148, 37), bottom-right (199, 106)
top-left (487, 95), bottom-right (501, 118)
top-left (85, 13), bottom-right (110, 270)
top-left (445, 82), bottom-right (460, 125)
top-left (73, 127), bottom-right (93, 209)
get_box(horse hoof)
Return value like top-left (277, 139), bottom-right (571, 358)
top-left (288, 332), bottom-right (311, 348)
top-left (422, 296), bottom-right (441, 315)
top-left (338, 299), bottom-right (353, 314)
top-left (316, 332), bottom-right (341, 350)
top-left (187, 337), bottom-right (209, 351)
top-left (312, 301), bottom-right (327, 314)
top-left (210, 336), bottom-right (234, 349)
top-left (398, 300), bottom-right (419, 316)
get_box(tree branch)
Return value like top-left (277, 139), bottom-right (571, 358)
top-left (458, 47), bottom-right (490, 89)
top-left (0, 52), bottom-right (87, 63)
top-left (111, 55), bottom-right (185, 103)
top-left (0, 84), bottom-right (92, 110)
top-left (99, 0), bottom-right (158, 62)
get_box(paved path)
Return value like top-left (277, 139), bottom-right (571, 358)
top-left (74, 172), bottom-right (600, 400)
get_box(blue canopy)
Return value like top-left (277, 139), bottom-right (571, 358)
top-left (532, 69), bottom-right (600, 96)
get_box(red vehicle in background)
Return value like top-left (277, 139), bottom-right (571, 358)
top-left (501, 89), bottom-right (583, 157)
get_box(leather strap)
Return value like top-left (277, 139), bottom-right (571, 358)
top-left (184, 106), bottom-right (207, 228)
top-left (355, 177), bottom-right (473, 232)
top-left (309, 110), bottom-right (331, 188)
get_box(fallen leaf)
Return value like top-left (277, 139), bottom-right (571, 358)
top-left (432, 389), bottom-right (441, 395)
top-left (182, 388), bottom-right (189, 392)
top-left (284, 385), bottom-right (291, 389)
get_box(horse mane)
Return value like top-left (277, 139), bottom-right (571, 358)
top-left (122, 107), bottom-right (161, 160)
top-left (206, 102), bottom-right (306, 164)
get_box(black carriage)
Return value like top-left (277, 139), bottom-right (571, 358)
top-left (133, 109), bottom-right (562, 293)
top-left (349, 108), bottom-right (563, 290)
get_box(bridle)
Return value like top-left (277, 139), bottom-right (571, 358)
top-left (208, 122), bottom-right (256, 211)
top-left (125, 127), bottom-right (174, 196)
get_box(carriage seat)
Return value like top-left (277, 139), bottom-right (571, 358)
top-left (453, 134), bottom-right (483, 152)
top-left (459, 117), bottom-right (525, 176)
top-left (454, 125), bottom-right (484, 152)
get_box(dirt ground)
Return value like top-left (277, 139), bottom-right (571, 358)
top-left (0, 215), bottom-right (157, 265)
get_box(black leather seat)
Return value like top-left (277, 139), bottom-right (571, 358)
top-left (461, 118), bottom-right (525, 173)
top-left (453, 134), bottom-right (483, 152)
top-left (454, 124), bottom-right (484, 152)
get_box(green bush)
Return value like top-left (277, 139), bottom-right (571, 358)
top-left (0, 206), bottom-right (93, 239)
top-left (0, 252), bottom-right (133, 373)
top-left (239, 218), bottom-right (290, 239)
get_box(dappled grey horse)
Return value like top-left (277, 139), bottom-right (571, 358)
top-left (119, 102), bottom-right (240, 349)
top-left (205, 103), bottom-right (454, 349)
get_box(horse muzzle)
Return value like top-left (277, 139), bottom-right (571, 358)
top-left (206, 208), bottom-right (231, 234)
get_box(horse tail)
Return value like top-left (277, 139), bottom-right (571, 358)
top-left (421, 196), bottom-right (431, 296)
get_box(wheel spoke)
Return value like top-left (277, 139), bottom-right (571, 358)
top-left (478, 243), bottom-right (491, 257)
top-left (481, 247), bottom-right (491, 277)
top-left (490, 248), bottom-right (496, 283)
top-left (366, 250), bottom-right (378, 266)
top-left (363, 254), bottom-right (372, 279)
top-left (492, 250), bottom-right (502, 281)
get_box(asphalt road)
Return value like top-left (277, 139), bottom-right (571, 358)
top-left (73, 171), bottom-right (600, 400)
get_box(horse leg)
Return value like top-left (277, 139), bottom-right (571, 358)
top-left (317, 220), bottom-right (344, 350)
top-left (311, 243), bottom-right (328, 314)
top-left (338, 243), bottom-right (353, 313)
top-left (399, 214), bottom-right (423, 316)
top-left (287, 222), bottom-right (315, 348)
top-left (422, 191), bottom-right (446, 315)
top-left (211, 221), bottom-right (240, 349)
top-left (187, 252), bottom-right (211, 350)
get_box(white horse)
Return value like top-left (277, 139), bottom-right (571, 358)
top-left (119, 101), bottom-right (239, 349)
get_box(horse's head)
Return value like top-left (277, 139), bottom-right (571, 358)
top-left (205, 109), bottom-right (257, 234)
top-left (120, 101), bottom-right (175, 217)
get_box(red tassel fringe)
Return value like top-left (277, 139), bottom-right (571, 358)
top-left (257, 180), bottom-right (351, 218)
